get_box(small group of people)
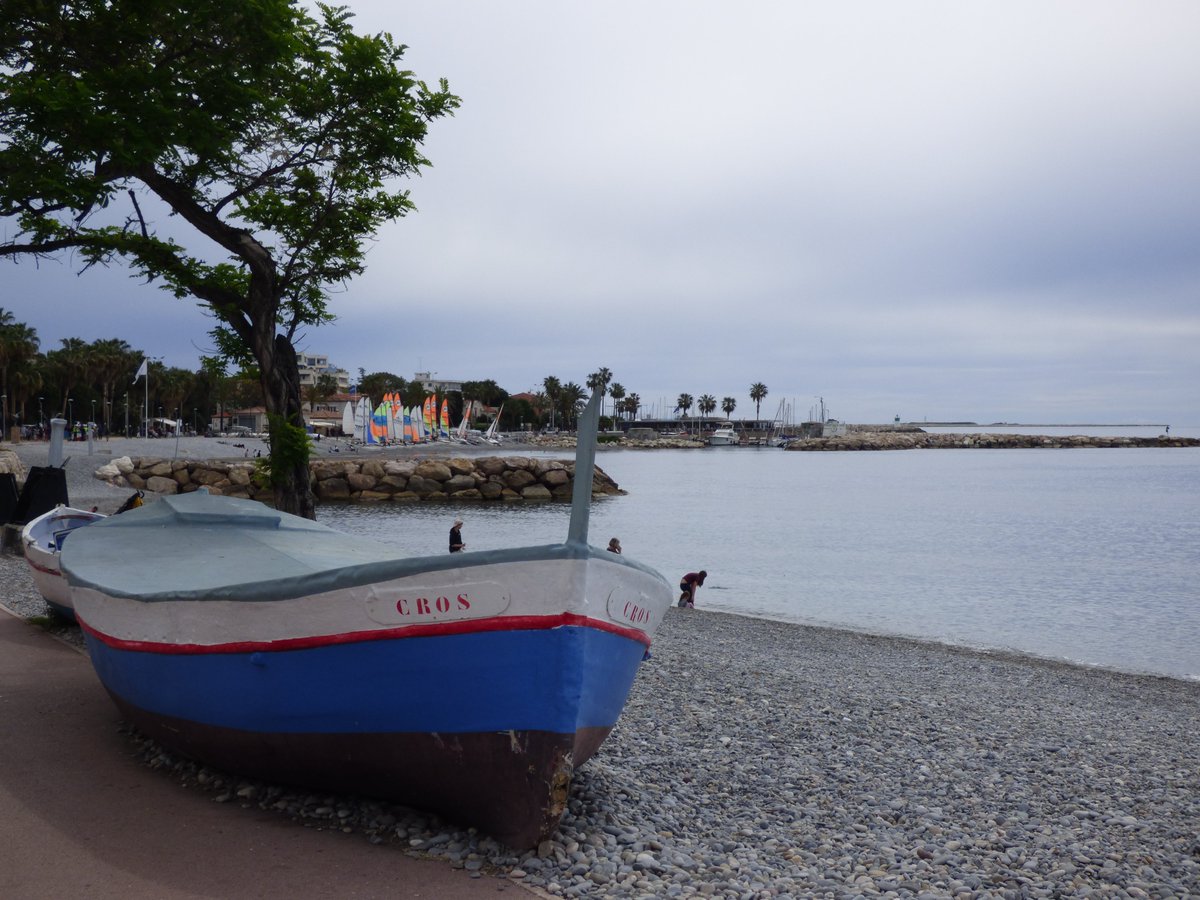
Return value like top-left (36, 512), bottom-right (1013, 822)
top-left (448, 519), bottom-right (707, 610)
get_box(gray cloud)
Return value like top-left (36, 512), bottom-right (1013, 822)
top-left (4, 0), bottom-right (1197, 424)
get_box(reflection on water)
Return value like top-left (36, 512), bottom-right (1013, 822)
top-left (319, 447), bottom-right (1200, 680)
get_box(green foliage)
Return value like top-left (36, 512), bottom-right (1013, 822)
top-left (358, 371), bottom-right (405, 402)
top-left (461, 379), bottom-right (508, 407)
top-left (1, 0), bottom-right (459, 515)
top-left (260, 411), bottom-right (309, 487)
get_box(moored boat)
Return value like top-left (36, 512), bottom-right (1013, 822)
top-left (62, 391), bottom-right (672, 847)
top-left (20, 505), bottom-right (106, 620)
top-left (707, 423), bottom-right (739, 446)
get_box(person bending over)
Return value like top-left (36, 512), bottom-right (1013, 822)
top-left (678, 570), bottom-right (707, 608)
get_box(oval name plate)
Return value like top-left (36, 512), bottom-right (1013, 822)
top-left (364, 580), bottom-right (511, 626)
top-left (606, 590), bottom-right (656, 630)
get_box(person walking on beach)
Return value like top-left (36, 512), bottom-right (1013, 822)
top-left (607, 537), bottom-right (622, 554)
top-left (449, 519), bottom-right (465, 553)
top-left (678, 570), bottom-right (706, 608)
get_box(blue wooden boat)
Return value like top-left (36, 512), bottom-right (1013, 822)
top-left (61, 392), bottom-right (672, 847)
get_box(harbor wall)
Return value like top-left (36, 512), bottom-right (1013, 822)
top-left (784, 432), bottom-right (1198, 451)
top-left (92, 455), bottom-right (624, 503)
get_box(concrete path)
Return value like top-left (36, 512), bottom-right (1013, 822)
top-left (0, 609), bottom-right (535, 899)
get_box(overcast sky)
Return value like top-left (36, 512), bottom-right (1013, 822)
top-left (4, 1), bottom-right (1198, 424)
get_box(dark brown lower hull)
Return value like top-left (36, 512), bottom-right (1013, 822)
top-left (107, 690), bottom-right (611, 848)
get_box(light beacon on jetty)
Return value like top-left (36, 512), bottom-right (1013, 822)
top-left (62, 390), bottom-right (673, 847)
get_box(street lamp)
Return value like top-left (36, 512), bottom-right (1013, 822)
top-left (91, 399), bottom-right (96, 426)
top-left (68, 397), bottom-right (74, 424)
top-left (193, 408), bottom-right (198, 434)
top-left (124, 393), bottom-right (129, 437)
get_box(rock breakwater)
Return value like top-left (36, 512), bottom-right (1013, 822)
top-left (93, 455), bottom-right (623, 503)
top-left (786, 432), bottom-right (1199, 451)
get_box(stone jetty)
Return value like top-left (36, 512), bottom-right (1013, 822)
top-left (93, 455), bottom-right (623, 503)
top-left (785, 431), bottom-right (1198, 451)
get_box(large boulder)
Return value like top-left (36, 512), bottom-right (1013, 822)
top-left (413, 460), bottom-right (452, 482)
top-left (145, 475), bottom-right (179, 494)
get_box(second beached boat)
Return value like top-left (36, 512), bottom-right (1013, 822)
top-left (21, 505), bottom-right (106, 620)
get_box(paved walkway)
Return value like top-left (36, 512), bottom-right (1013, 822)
top-left (0, 609), bottom-right (534, 899)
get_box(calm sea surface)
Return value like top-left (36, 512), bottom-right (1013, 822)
top-left (318, 434), bottom-right (1200, 681)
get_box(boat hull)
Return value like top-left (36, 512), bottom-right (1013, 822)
top-left (83, 621), bottom-right (641, 846)
top-left (64, 490), bottom-right (672, 846)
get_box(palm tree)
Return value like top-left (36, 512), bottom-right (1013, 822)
top-left (88, 338), bottom-right (138, 432)
top-left (46, 337), bottom-right (90, 417)
top-left (609, 382), bottom-right (626, 423)
top-left (586, 367), bottom-right (613, 421)
top-left (559, 381), bottom-right (585, 428)
top-left (0, 309), bottom-right (40, 405)
top-left (749, 382), bottom-right (768, 424)
top-left (542, 375), bottom-right (562, 430)
top-left (675, 393), bottom-right (693, 419)
top-left (698, 394), bottom-right (716, 418)
top-left (721, 396), bottom-right (737, 419)
top-left (624, 393), bottom-right (641, 422)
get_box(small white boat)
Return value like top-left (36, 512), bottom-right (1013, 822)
top-left (21, 505), bottom-right (106, 620)
top-left (707, 424), bottom-right (739, 446)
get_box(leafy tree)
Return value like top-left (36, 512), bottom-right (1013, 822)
top-left (698, 394), bottom-right (716, 418)
top-left (505, 397), bottom-right (536, 431)
top-left (461, 379), bottom-right (508, 408)
top-left (358, 372), bottom-right (405, 404)
top-left (721, 396), bottom-right (737, 419)
top-left (749, 382), bottom-right (769, 422)
top-left (400, 381), bottom-right (428, 410)
top-left (0, 1), bottom-right (459, 515)
top-left (304, 372), bottom-right (340, 411)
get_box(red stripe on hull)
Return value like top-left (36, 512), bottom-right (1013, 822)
top-left (77, 610), bottom-right (651, 655)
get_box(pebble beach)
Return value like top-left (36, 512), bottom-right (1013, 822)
top-left (3, 439), bottom-right (1199, 897)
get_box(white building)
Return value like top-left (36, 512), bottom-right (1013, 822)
top-left (297, 353), bottom-right (350, 390)
top-left (413, 371), bottom-right (464, 394)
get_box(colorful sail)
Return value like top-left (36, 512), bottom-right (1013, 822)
top-left (439, 399), bottom-right (451, 440)
top-left (369, 400), bottom-right (389, 444)
top-left (388, 394), bottom-right (403, 442)
top-left (423, 396), bottom-right (435, 439)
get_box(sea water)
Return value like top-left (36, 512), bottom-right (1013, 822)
top-left (318, 442), bottom-right (1200, 680)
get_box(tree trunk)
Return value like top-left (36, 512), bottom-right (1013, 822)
top-left (261, 333), bottom-right (316, 519)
